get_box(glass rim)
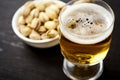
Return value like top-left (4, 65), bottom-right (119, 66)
top-left (59, 0), bottom-right (115, 38)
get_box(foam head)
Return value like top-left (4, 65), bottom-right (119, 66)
top-left (60, 3), bottom-right (113, 44)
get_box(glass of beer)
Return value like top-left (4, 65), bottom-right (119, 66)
top-left (59, 0), bottom-right (115, 79)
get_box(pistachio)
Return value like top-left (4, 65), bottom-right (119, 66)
top-left (45, 8), bottom-right (57, 19)
top-left (24, 1), bottom-right (35, 10)
top-left (43, 1), bottom-right (54, 7)
top-left (35, 2), bottom-right (45, 11)
top-left (41, 33), bottom-right (48, 40)
top-left (47, 4), bottom-right (59, 14)
top-left (39, 12), bottom-right (49, 22)
top-left (38, 26), bottom-right (47, 34)
top-left (19, 25), bottom-right (32, 37)
top-left (30, 8), bottom-right (39, 18)
top-left (31, 18), bottom-right (41, 29)
top-left (44, 21), bottom-right (57, 30)
top-left (25, 15), bottom-right (33, 24)
top-left (47, 29), bottom-right (58, 38)
top-left (21, 6), bottom-right (31, 17)
top-left (18, 16), bottom-right (25, 25)
top-left (55, 3), bottom-right (65, 9)
top-left (29, 30), bottom-right (41, 40)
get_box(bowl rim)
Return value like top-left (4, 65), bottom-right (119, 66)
top-left (11, 0), bottom-right (65, 43)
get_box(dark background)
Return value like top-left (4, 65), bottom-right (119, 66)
top-left (0, 0), bottom-right (120, 80)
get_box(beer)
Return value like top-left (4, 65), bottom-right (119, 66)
top-left (60, 33), bottom-right (111, 65)
top-left (59, 3), bottom-right (114, 65)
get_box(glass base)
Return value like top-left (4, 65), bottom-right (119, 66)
top-left (63, 59), bottom-right (103, 80)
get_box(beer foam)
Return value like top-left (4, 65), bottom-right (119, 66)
top-left (60, 3), bottom-right (113, 44)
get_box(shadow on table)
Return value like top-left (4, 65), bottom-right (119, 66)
top-left (22, 44), bottom-right (70, 80)
top-left (24, 44), bottom-right (64, 66)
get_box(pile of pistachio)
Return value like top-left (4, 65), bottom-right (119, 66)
top-left (17, 0), bottom-right (65, 40)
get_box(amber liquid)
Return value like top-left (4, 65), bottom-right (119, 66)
top-left (60, 33), bottom-right (112, 65)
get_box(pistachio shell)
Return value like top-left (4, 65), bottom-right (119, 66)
top-left (45, 8), bottom-right (57, 19)
top-left (31, 18), bottom-right (41, 29)
top-left (18, 16), bottom-right (25, 25)
top-left (44, 21), bottom-right (57, 30)
top-left (47, 29), bottom-right (58, 38)
top-left (19, 25), bottom-right (32, 37)
top-left (39, 12), bottom-right (49, 22)
top-left (29, 30), bottom-right (41, 40)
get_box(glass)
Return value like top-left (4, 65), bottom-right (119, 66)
top-left (59, 0), bottom-right (115, 80)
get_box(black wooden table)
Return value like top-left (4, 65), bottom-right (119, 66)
top-left (0, 0), bottom-right (120, 80)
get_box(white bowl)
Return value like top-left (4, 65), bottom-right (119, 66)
top-left (12, 0), bottom-right (65, 48)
